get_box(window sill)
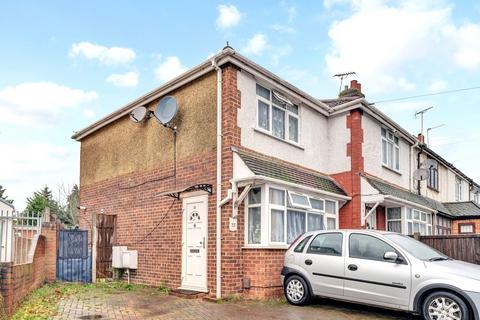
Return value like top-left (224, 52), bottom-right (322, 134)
top-left (382, 164), bottom-right (402, 176)
top-left (242, 245), bottom-right (289, 250)
top-left (253, 128), bottom-right (304, 150)
top-left (427, 186), bottom-right (439, 193)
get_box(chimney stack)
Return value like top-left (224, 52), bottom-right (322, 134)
top-left (417, 133), bottom-right (425, 144)
top-left (350, 80), bottom-right (362, 92)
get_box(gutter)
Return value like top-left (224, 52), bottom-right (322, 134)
top-left (383, 195), bottom-right (436, 213)
top-left (211, 57), bottom-right (222, 300)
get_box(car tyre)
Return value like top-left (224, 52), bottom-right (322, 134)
top-left (422, 291), bottom-right (470, 320)
top-left (284, 275), bottom-right (310, 306)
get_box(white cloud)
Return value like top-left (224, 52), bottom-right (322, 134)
top-left (216, 4), bottom-right (242, 29)
top-left (270, 24), bottom-right (296, 34)
top-left (243, 33), bottom-right (268, 56)
top-left (271, 45), bottom-right (293, 66)
top-left (429, 80), bottom-right (447, 93)
top-left (0, 142), bottom-right (78, 210)
top-left (0, 82), bottom-right (98, 126)
top-left (82, 108), bottom-right (95, 118)
top-left (325, 1), bottom-right (480, 93)
top-left (154, 56), bottom-right (188, 83)
top-left (447, 23), bottom-right (480, 70)
top-left (70, 42), bottom-right (136, 65)
top-left (106, 71), bottom-right (139, 87)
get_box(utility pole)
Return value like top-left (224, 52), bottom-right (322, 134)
top-left (415, 106), bottom-right (433, 137)
top-left (427, 124), bottom-right (445, 147)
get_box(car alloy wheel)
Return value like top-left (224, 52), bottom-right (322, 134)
top-left (428, 297), bottom-right (462, 320)
top-left (286, 278), bottom-right (304, 302)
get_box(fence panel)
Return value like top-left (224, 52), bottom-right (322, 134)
top-left (0, 212), bottom-right (41, 264)
top-left (418, 234), bottom-right (480, 264)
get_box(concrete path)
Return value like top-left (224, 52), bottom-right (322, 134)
top-left (52, 288), bottom-right (419, 320)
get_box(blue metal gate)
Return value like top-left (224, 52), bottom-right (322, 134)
top-left (56, 229), bottom-right (91, 283)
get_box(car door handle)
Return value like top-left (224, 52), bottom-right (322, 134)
top-left (305, 259), bottom-right (312, 266)
top-left (348, 264), bottom-right (358, 271)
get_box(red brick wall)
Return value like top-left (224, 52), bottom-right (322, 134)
top-left (452, 219), bottom-right (480, 235)
top-left (0, 236), bottom-right (46, 315)
top-left (376, 206), bottom-right (386, 230)
top-left (242, 249), bottom-right (285, 299)
top-left (332, 109), bottom-right (364, 229)
top-left (41, 222), bottom-right (58, 283)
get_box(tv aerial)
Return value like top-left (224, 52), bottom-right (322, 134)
top-left (333, 72), bottom-right (356, 94)
top-left (413, 168), bottom-right (429, 181)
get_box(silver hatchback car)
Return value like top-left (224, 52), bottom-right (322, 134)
top-left (281, 230), bottom-right (480, 320)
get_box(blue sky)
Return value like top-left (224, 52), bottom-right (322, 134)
top-left (1, 0), bottom-right (479, 209)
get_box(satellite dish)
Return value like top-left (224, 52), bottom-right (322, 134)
top-left (413, 168), bottom-right (430, 181)
top-left (154, 96), bottom-right (178, 125)
top-left (421, 159), bottom-right (438, 169)
top-left (130, 106), bottom-right (148, 123)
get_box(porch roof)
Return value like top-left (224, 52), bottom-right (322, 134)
top-left (233, 148), bottom-right (347, 196)
top-left (443, 201), bottom-right (480, 219)
top-left (364, 176), bottom-right (451, 215)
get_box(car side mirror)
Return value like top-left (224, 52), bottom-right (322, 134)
top-left (384, 251), bottom-right (398, 262)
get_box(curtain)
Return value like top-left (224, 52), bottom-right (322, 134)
top-left (308, 213), bottom-right (324, 231)
top-left (257, 100), bottom-right (269, 130)
top-left (388, 221), bottom-right (402, 233)
top-left (271, 209), bottom-right (284, 242)
top-left (288, 115), bottom-right (298, 142)
top-left (248, 207), bottom-right (261, 244)
top-left (325, 200), bottom-right (336, 214)
top-left (327, 217), bottom-right (336, 230)
top-left (272, 107), bottom-right (285, 139)
top-left (287, 210), bottom-right (306, 243)
top-left (269, 188), bottom-right (285, 205)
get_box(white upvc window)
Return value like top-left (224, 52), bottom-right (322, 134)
top-left (455, 176), bottom-right (462, 201)
top-left (386, 207), bottom-right (432, 235)
top-left (245, 184), bottom-right (339, 247)
top-left (381, 128), bottom-right (400, 171)
top-left (474, 192), bottom-right (480, 204)
top-left (256, 83), bottom-right (299, 144)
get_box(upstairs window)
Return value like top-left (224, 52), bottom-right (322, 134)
top-left (381, 128), bottom-right (400, 171)
top-left (256, 84), bottom-right (299, 143)
top-left (427, 159), bottom-right (439, 190)
top-left (455, 176), bottom-right (462, 201)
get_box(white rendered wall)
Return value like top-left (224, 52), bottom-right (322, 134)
top-left (237, 70), bottom-right (333, 174)
top-left (363, 113), bottom-right (410, 189)
top-left (327, 113), bottom-right (350, 174)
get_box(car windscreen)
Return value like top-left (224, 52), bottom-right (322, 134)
top-left (384, 234), bottom-right (448, 261)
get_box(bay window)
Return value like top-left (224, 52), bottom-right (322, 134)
top-left (386, 207), bottom-right (433, 235)
top-left (256, 83), bottom-right (299, 144)
top-left (246, 185), bottom-right (339, 246)
top-left (381, 128), bottom-right (400, 171)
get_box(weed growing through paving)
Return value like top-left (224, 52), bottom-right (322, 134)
top-left (12, 281), bottom-right (147, 320)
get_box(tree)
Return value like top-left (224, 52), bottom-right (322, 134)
top-left (26, 186), bottom-right (59, 216)
top-left (57, 184), bottom-right (79, 226)
top-left (0, 185), bottom-right (13, 204)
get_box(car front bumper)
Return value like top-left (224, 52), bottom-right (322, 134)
top-left (465, 291), bottom-right (480, 320)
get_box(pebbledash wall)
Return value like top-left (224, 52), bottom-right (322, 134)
top-left (0, 222), bottom-right (57, 315)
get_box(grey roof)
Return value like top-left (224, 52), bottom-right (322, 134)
top-left (364, 176), bottom-right (451, 214)
top-left (319, 98), bottom-right (357, 108)
top-left (443, 201), bottom-right (480, 218)
top-left (234, 148), bottom-right (347, 196)
top-left (0, 198), bottom-right (14, 209)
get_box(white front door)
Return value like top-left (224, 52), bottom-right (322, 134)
top-left (181, 194), bottom-right (208, 292)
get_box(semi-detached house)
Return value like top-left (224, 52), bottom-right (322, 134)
top-left (73, 46), bottom-right (480, 299)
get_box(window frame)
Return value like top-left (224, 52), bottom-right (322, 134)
top-left (246, 187), bottom-right (263, 245)
top-left (427, 160), bottom-right (439, 191)
top-left (455, 176), bottom-right (463, 201)
top-left (244, 184), bottom-right (340, 247)
top-left (255, 83), bottom-right (300, 144)
top-left (381, 127), bottom-right (400, 172)
top-left (348, 233), bottom-right (404, 264)
top-left (306, 232), bottom-right (344, 256)
top-left (385, 207), bottom-right (433, 236)
top-left (458, 223), bottom-right (475, 234)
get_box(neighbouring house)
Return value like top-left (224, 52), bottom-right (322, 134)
top-left (73, 46), bottom-right (480, 299)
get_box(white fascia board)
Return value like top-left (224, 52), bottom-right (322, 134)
top-left (218, 55), bottom-right (332, 116)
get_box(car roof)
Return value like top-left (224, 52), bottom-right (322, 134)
top-left (304, 229), bottom-right (397, 236)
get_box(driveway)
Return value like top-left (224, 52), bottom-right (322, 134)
top-left (52, 287), bottom-right (419, 320)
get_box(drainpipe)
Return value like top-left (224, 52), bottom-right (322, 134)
top-left (417, 145), bottom-right (423, 195)
top-left (211, 57), bottom-right (222, 300)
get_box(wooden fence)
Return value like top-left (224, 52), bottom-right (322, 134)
top-left (417, 234), bottom-right (480, 264)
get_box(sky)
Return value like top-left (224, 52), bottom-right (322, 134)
top-left (1, 0), bottom-right (479, 210)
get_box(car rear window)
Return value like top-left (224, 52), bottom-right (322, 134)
top-left (294, 235), bottom-right (312, 253)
